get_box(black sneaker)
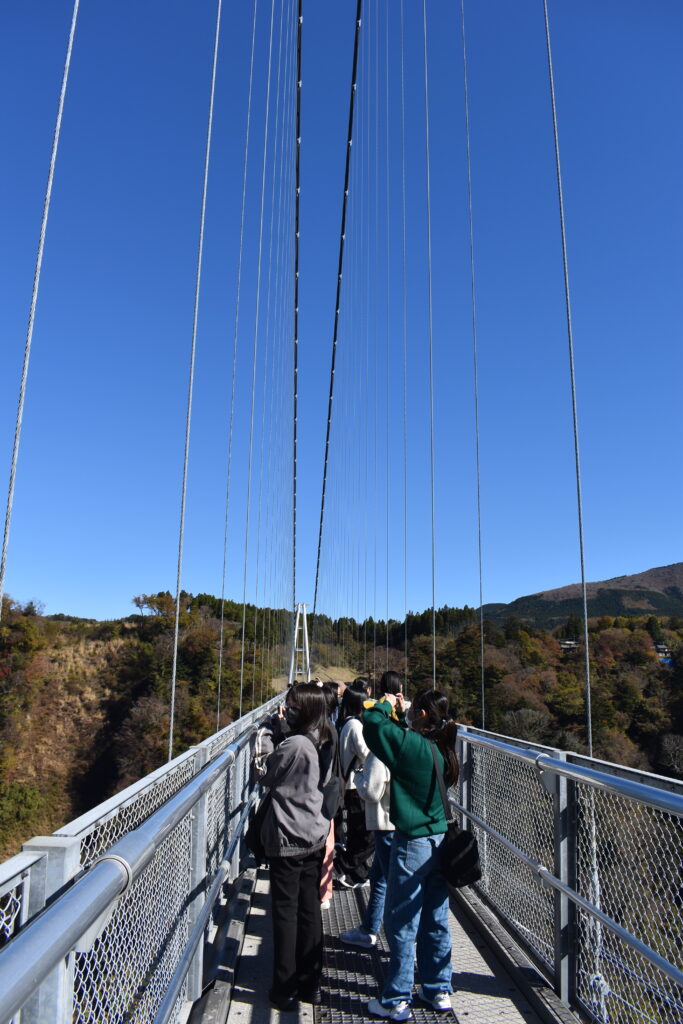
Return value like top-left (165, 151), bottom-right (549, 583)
top-left (268, 990), bottom-right (298, 1012)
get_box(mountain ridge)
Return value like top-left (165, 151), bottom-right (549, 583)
top-left (482, 562), bottom-right (683, 629)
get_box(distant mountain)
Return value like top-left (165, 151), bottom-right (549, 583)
top-left (482, 563), bottom-right (683, 630)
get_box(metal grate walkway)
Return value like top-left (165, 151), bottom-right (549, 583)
top-left (221, 869), bottom-right (545, 1024)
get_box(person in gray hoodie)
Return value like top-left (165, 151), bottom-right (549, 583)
top-left (258, 682), bottom-right (331, 1011)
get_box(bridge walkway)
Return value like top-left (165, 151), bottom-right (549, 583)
top-left (194, 867), bottom-right (549, 1024)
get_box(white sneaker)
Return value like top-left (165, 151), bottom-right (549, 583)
top-left (417, 987), bottom-right (451, 1012)
top-left (321, 899), bottom-right (331, 911)
top-left (368, 998), bottom-right (411, 1021)
top-left (340, 926), bottom-right (377, 948)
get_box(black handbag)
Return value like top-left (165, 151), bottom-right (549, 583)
top-left (429, 742), bottom-right (482, 888)
top-left (245, 790), bottom-right (272, 864)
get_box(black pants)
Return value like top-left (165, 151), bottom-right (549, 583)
top-left (334, 790), bottom-right (375, 884)
top-left (269, 848), bottom-right (325, 1000)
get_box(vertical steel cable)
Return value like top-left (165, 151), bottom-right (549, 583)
top-left (0, 0), bottom-right (81, 623)
top-left (239, 0), bottom-right (277, 717)
top-left (251, 0), bottom-right (290, 705)
top-left (459, 0), bottom-right (486, 727)
top-left (372, 0), bottom-right (380, 689)
top-left (168, 0), bottom-right (223, 760)
top-left (399, 0), bottom-right (409, 692)
top-left (384, 0), bottom-right (391, 673)
top-left (542, 0), bottom-right (593, 755)
top-left (293, 0), bottom-right (303, 619)
top-left (312, 0), bottom-right (363, 618)
top-left (421, 0), bottom-right (438, 689)
top-left (216, 0), bottom-right (259, 731)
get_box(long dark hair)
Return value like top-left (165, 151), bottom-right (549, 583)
top-left (412, 690), bottom-right (459, 786)
top-left (380, 670), bottom-right (402, 695)
top-left (287, 682), bottom-right (332, 746)
top-left (339, 686), bottom-right (365, 725)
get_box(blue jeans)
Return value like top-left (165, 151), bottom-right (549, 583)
top-left (362, 830), bottom-right (394, 935)
top-left (382, 830), bottom-right (452, 1006)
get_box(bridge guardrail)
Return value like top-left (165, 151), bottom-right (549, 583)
top-left (456, 725), bottom-right (683, 1024)
top-left (0, 852), bottom-right (46, 948)
top-left (0, 692), bottom-right (281, 1024)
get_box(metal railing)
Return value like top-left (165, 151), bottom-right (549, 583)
top-left (0, 692), bottom-right (281, 1024)
top-left (455, 725), bottom-right (683, 1024)
top-left (2, 696), bottom-right (681, 1024)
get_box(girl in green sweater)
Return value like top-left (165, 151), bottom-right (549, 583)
top-left (363, 690), bottom-right (459, 1019)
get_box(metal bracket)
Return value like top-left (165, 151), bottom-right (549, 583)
top-left (74, 854), bottom-right (134, 951)
top-left (536, 754), bottom-right (559, 795)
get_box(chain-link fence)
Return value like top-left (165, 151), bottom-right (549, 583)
top-left (0, 854), bottom-right (44, 951)
top-left (0, 695), bottom-right (282, 1024)
top-left (456, 726), bottom-right (683, 1024)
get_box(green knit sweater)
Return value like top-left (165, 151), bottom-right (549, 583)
top-left (362, 699), bottom-right (447, 837)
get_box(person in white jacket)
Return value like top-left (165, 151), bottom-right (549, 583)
top-left (341, 751), bottom-right (395, 947)
top-left (334, 682), bottom-right (374, 886)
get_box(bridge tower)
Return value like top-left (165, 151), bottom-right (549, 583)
top-left (288, 602), bottom-right (311, 686)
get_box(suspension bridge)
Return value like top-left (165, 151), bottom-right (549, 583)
top-left (0, 1), bottom-right (681, 1023)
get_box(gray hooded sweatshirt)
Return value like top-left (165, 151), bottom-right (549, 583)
top-left (260, 731), bottom-right (329, 859)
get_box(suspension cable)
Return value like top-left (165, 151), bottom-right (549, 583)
top-left (421, 0), bottom-right (437, 689)
top-left (312, 0), bottom-right (363, 618)
top-left (293, 0), bottom-right (302, 618)
top-left (239, 0), bottom-right (277, 717)
top-left (168, 0), bottom-right (223, 760)
top-left (384, 0), bottom-right (391, 674)
top-left (399, 0), bottom-right (409, 692)
top-left (0, 0), bottom-right (81, 623)
top-left (252, 0), bottom-right (288, 706)
top-left (216, 0), bottom-right (259, 731)
top-left (542, 0), bottom-right (593, 756)
top-left (459, 0), bottom-right (486, 727)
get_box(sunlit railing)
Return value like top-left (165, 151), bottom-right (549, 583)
top-left (0, 693), bottom-right (281, 1024)
top-left (455, 726), bottom-right (683, 1024)
top-left (1, 699), bottom-right (681, 1024)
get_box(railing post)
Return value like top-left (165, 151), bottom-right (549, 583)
top-left (458, 727), bottom-right (472, 826)
top-left (19, 835), bottom-right (81, 1024)
top-left (232, 738), bottom-right (252, 879)
top-left (186, 747), bottom-right (210, 1002)
top-left (552, 752), bottom-right (576, 1006)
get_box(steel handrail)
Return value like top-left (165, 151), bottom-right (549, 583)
top-left (451, 798), bottom-right (683, 991)
top-left (152, 790), bottom-right (259, 1024)
top-left (458, 729), bottom-right (683, 818)
top-left (0, 734), bottom-right (251, 1024)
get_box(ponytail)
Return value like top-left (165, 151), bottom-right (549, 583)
top-left (412, 690), bottom-right (459, 786)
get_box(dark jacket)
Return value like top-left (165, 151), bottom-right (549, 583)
top-left (260, 730), bottom-right (329, 858)
top-left (362, 699), bottom-right (447, 837)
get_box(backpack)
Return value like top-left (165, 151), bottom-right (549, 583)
top-left (306, 733), bottom-right (344, 820)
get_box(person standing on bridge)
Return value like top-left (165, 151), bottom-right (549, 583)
top-left (363, 689), bottom-right (458, 1020)
top-left (334, 679), bottom-right (374, 886)
top-left (258, 682), bottom-right (331, 1011)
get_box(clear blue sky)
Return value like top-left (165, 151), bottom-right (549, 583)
top-left (1, 0), bottom-right (681, 623)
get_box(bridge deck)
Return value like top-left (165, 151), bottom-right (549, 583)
top-left (213, 869), bottom-right (545, 1024)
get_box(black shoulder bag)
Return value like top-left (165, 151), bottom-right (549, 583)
top-left (245, 790), bottom-right (272, 864)
top-left (429, 742), bottom-right (482, 888)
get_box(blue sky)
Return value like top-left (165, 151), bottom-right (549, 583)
top-left (1, 0), bottom-right (681, 623)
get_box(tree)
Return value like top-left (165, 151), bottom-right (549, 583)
top-left (660, 734), bottom-right (683, 776)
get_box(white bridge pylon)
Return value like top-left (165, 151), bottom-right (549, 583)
top-left (288, 602), bottom-right (311, 686)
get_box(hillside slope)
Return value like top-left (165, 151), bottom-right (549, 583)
top-left (483, 563), bottom-right (683, 629)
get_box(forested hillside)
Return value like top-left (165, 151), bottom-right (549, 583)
top-left (1, 590), bottom-right (682, 857)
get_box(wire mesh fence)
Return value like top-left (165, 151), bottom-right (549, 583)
top-left (73, 813), bottom-right (193, 1023)
top-left (457, 726), bottom-right (683, 1024)
top-left (574, 784), bottom-right (683, 1024)
top-left (0, 696), bottom-right (280, 1024)
top-left (0, 854), bottom-right (43, 951)
top-left (466, 739), bottom-right (556, 970)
